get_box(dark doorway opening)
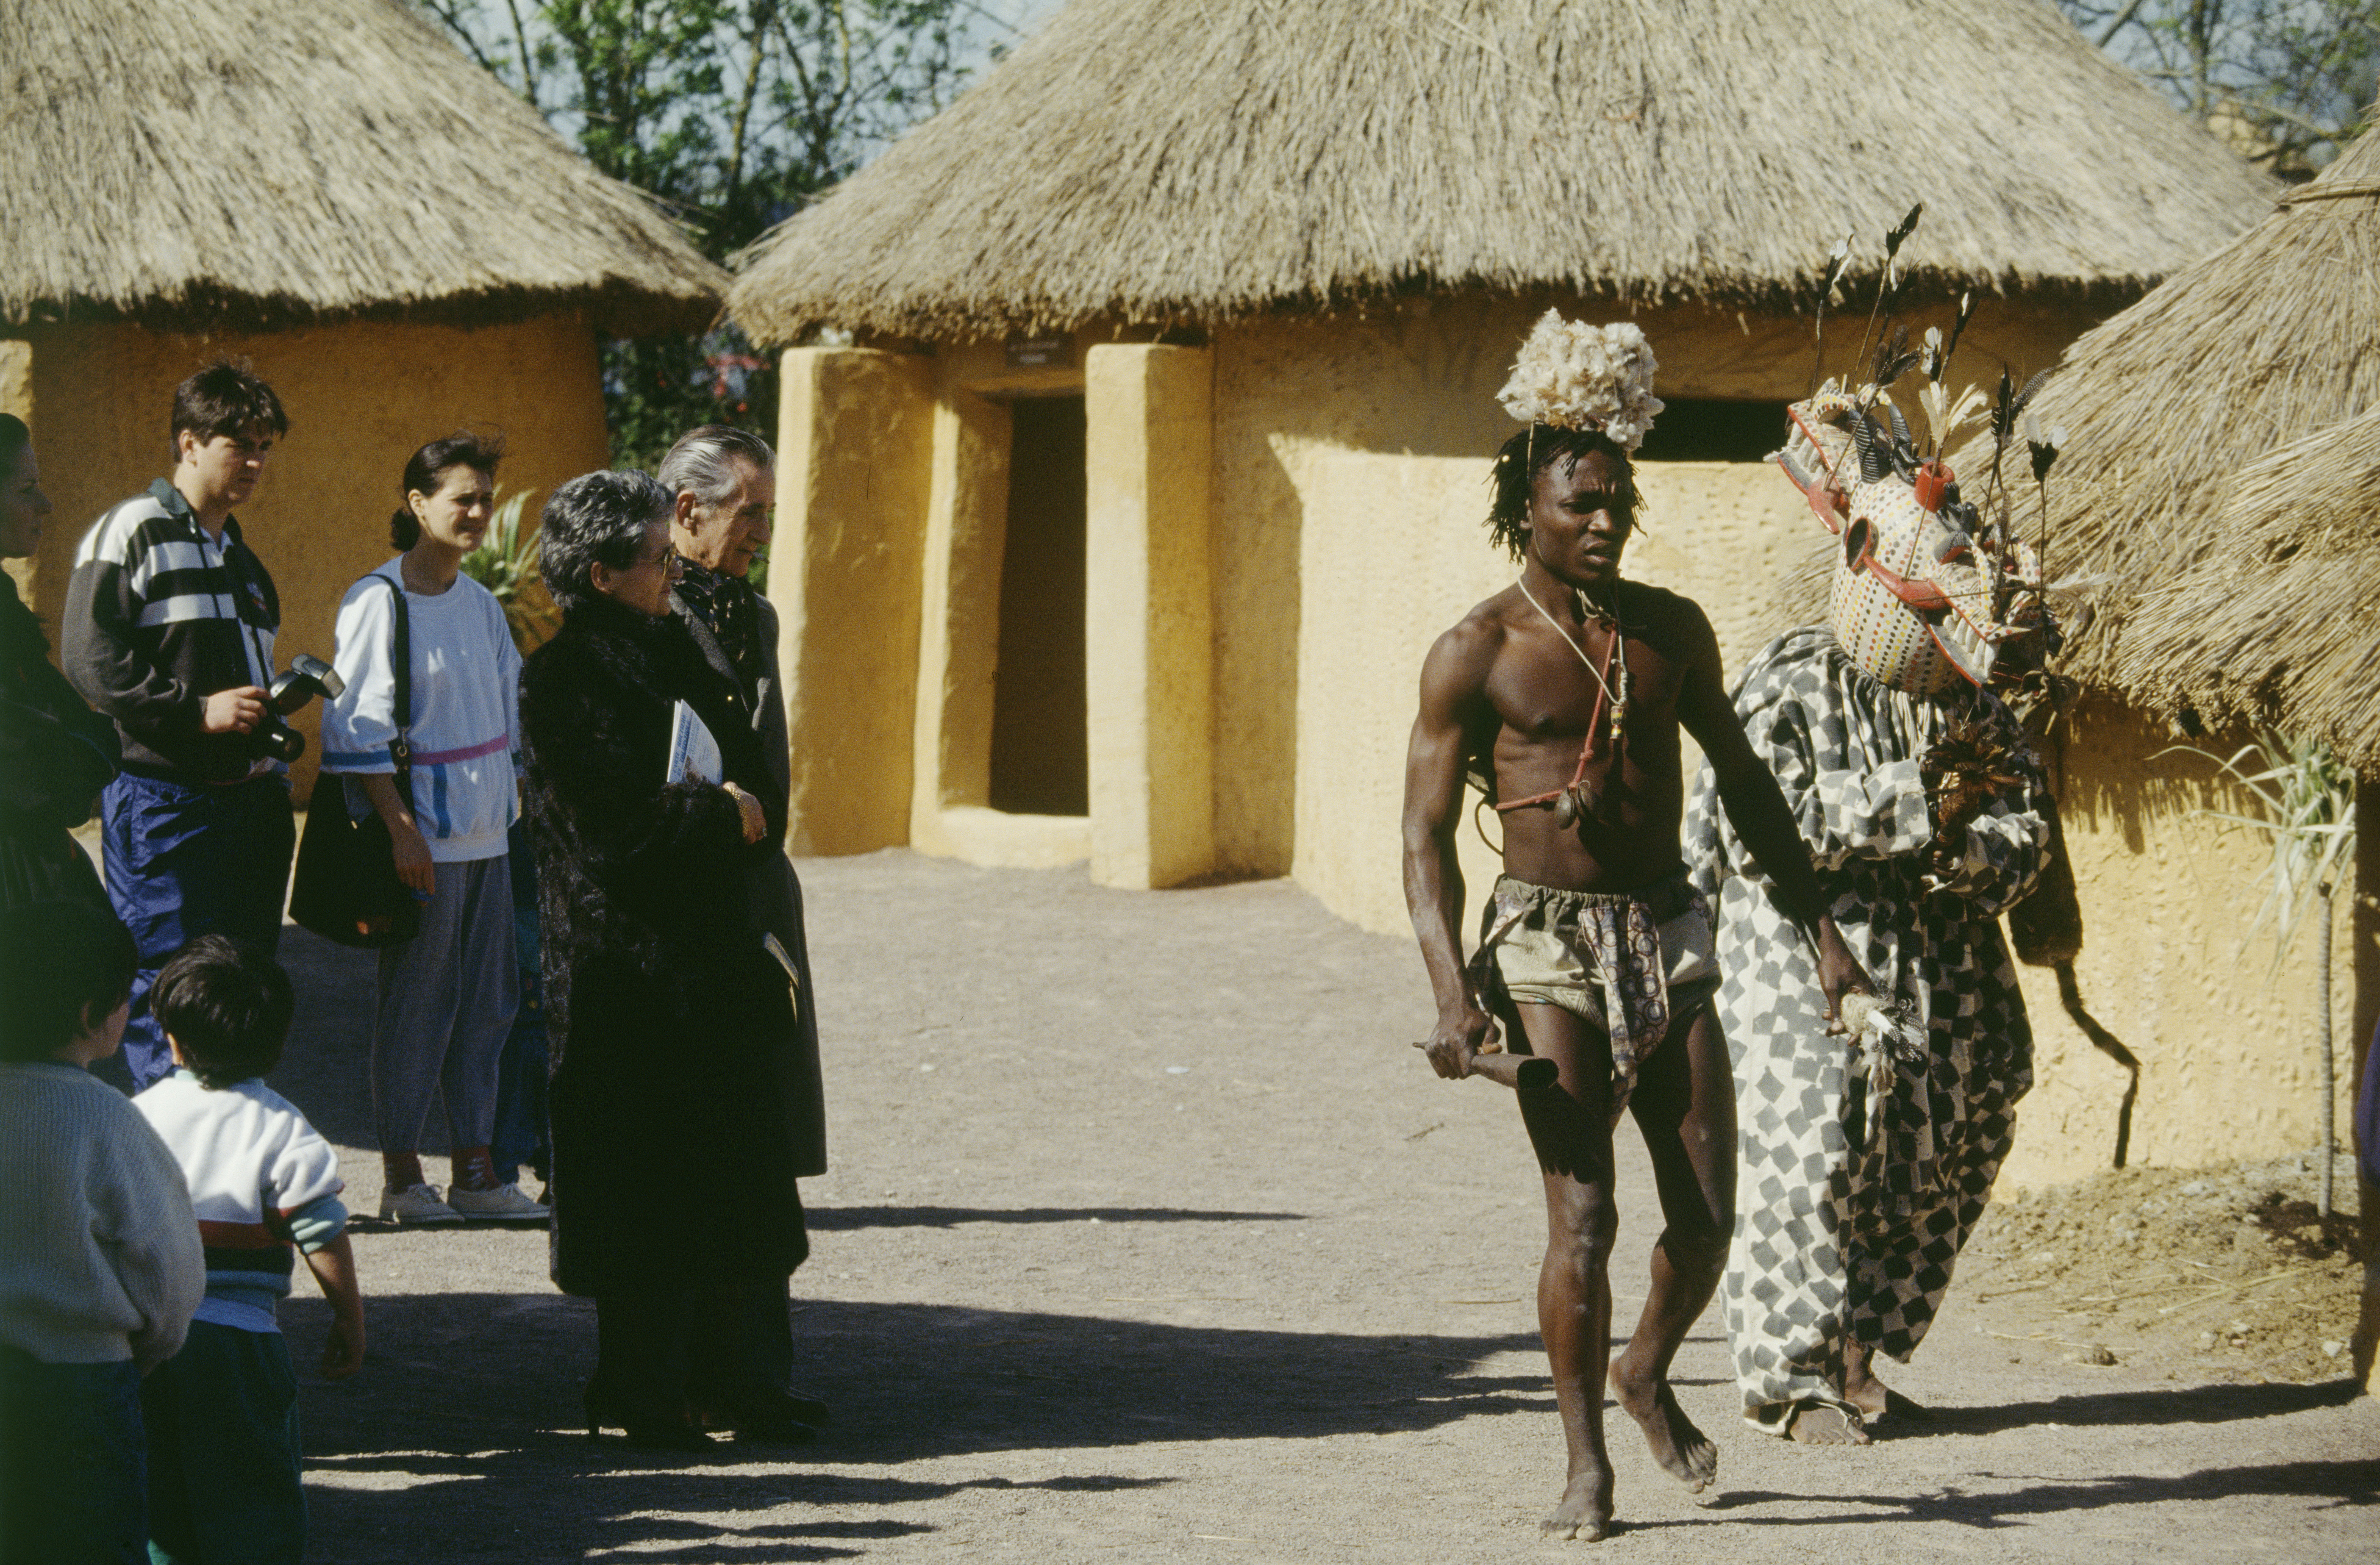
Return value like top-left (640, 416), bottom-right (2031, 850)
top-left (988, 395), bottom-right (1089, 816)
top-left (1634, 399), bottom-right (1791, 463)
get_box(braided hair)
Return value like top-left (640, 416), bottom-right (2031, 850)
top-left (1485, 423), bottom-right (1639, 562)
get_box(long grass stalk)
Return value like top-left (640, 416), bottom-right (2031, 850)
top-left (2161, 730), bottom-right (2357, 1216)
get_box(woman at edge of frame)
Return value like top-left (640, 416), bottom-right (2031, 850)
top-left (0, 413), bottom-right (117, 912)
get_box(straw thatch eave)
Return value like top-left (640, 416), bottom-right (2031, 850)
top-left (2111, 407), bottom-right (2380, 772)
top-left (1942, 128), bottom-right (2380, 696)
top-left (727, 0), bottom-right (2275, 346)
top-left (0, 0), bottom-right (726, 337)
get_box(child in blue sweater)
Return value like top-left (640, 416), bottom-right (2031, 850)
top-left (134, 936), bottom-right (364, 1565)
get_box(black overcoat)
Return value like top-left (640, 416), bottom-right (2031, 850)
top-left (0, 575), bottom-right (115, 909)
top-left (519, 594), bottom-right (806, 1296)
top-left (669, 589), bottom-right (827, 1177)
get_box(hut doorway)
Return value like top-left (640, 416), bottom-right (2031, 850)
top-left (1636, 399), bottom-right (1792, 463)
top-left (987, 393), bottom-right (1089, 816)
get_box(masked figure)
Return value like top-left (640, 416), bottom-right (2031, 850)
top-left (1683, 386), bottom-right (2055, 1442)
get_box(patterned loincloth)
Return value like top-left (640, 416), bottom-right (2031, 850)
top-left (1470, 869), bottom-right (1719, 1115)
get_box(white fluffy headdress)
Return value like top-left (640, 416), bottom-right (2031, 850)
top-left (1496, 312), bottom-right (1665, 451)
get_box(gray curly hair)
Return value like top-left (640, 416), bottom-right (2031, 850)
top-left (539, 470), bottom-right (672, 611)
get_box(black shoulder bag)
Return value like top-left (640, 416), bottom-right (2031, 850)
top-left (290, 576), bottom-right (422, 947)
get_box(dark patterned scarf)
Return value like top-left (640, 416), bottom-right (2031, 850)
top-left (675, 560), bottom-right (764, 706)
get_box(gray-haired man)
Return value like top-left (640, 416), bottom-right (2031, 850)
top-left (658, 425), bottom-right (830, 1424)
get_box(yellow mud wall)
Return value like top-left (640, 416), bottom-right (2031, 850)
top-left (2356, 820), bottom-right (2379, 1391)
top-left (1210, 290), bottom-right (2083, 882)
top-left (10, 316), bottom-right (609, 803)
top-left (1210, 289), bottom-right (2368, 1186)
top-left (1284, 449), bottom-right (2365, 1188)
top-left (772, 347), bottom-right (935, 855)
top-left (1084, 343), bottom-right (1216, 889)
top-left (1287, 450), bottom-right (1809, 947)
top-left (1999, 699), bottom-right (2371, 1189)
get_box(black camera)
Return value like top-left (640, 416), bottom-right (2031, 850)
top-left (252, 654), bottom-right (346, 763)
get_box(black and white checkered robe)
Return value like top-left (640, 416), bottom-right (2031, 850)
top-left (1683, 626), bottom-right (2047, 1433)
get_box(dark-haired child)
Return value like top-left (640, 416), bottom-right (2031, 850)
top-left (133, 935), bottom-right (363, 1565)
top-left (64, 361), bottom-right (297, 1091)
top-left (0, 901), bottom-right (205, 1565)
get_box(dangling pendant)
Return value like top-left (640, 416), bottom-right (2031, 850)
top-left (1553, 788), bottom-right (1580, 829)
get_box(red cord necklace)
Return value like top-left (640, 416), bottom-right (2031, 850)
top-left (1497, 579), bottom-right (1629, 828)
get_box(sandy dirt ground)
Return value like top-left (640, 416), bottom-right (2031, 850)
top-left (259, 850), bottom-right (2377, 1563)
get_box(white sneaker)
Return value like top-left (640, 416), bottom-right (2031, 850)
top-left (447, 1182), bottom-right (550, 1220)
top-left (380, 1182), bottom-right (464, 1225)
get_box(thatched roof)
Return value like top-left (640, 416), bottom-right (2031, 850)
top-left (0, 0), bottom-right (725, 334)
top-left (1944, 127), bottom-right (2378, 695)
top-left (2113, 406), bottom-right (2380, 770)
top-left (728, 0), bottom-right (2275, 344)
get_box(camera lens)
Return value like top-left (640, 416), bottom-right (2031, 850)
top-left (258, 720), bottom-right (305, 763)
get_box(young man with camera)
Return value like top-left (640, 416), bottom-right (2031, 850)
top-left (64, 362), bottom-right (297, 1092)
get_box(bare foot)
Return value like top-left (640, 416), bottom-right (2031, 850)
top-left (1841, 1348), bottom-right (1930, 1424)
top-left (1784, 1402), bottom-right (1870, 1446)
top-left (1609, 1360), bottom-right (1718, 1492)
top-left (1541, 1463), bottom-right (1614, 1541)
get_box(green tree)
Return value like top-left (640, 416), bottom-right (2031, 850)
top-left (2058, 1), bottom-right (2379, 171)
top-left (415, 1), bottom-right (1014, 465)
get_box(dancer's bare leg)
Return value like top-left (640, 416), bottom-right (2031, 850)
top-left (1608, 1002), bottom-right (1730, 1491)
top-left (1514, 1002), bottom-right (1619, 1541)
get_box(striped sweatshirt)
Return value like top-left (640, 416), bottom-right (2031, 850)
top-left (133, 1071), bottom-right (347, 1334)
top-left (63, 479), bottom-right (280, 782)
top-left (320, 562), bottom-right (520, 862)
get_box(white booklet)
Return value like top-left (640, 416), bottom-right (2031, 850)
top-left (663, 700), bottom-right (723, 785)
top-left (761, 932), bottom-right (802, 997)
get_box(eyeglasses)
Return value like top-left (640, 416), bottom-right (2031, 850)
top-left (630, 547), bottom-right (684, 574)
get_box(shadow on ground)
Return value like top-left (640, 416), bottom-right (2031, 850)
top-left (268, 934), bottom-right (383, 1150)
top-left (287, 1293), bottom-right (1544, 1562)
top-left (1667, 1457), bottom-right (2379, 1534)
top-left (804, 1207), bottom-right (1306, 1231)
top-left (285, 1282), bottom-right (2377, 1561)
top-left (1898, 1377), bottom-right (2367, 1437)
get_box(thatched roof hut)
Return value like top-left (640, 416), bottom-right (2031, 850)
top-left (2118, 406), bottom-right (2380, 770)
top-left (733, 0), bottom-right (2305, 1192)
top-left (2, 0), bottom-right (724, 333)
top-left (1, 0), bottom-right (725, 800)
top-left (730, 0), bottom-right (2272, 342)
top-left (1944, 128), bottom-right (2377, 694)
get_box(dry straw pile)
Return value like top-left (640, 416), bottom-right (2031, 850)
top-left (729, 0), bottom-right (2272, 343)
top-left (1945, 129), bottom-right (2379, 756)
top-left (2121, 406), bottom-right (2380, 770)
top-left (0, 0), bottom-right (724, 333)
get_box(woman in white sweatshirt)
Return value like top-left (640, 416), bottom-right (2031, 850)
top-left (321, 433), bottom-right (540, 1225)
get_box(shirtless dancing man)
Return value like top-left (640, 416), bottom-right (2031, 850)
top-left (1402, 316), bottom-right (1866, 1540)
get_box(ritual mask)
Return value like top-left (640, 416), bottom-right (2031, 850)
top-left (1773, 389), bottom-right (2048, 696)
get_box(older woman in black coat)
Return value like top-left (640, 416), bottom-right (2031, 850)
top-left (519, 470), bottom-right (811, 1451)
top-left (0, 415), bottom-right (116, 910)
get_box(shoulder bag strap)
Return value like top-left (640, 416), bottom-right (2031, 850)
top-left (382, 574), bottom-right (414, 803)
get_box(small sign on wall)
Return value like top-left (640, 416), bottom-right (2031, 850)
top-left (1005, 335), bottom-right (1069, 368)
